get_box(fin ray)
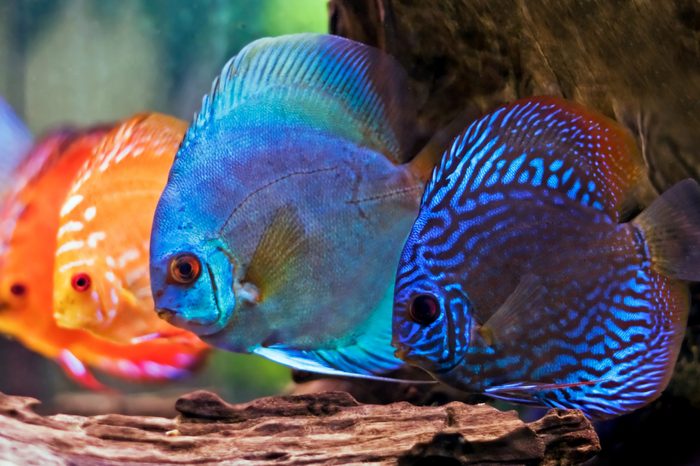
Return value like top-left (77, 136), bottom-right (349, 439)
top-left (253, 346), bottom-right (434, 384)
top-left (57, 349), bottom-right (109, 391)
top-left (480, 274), bottom-right (549, 345)
top-left (187, 33), bottom-right (416, 163)
top-left (427, 97), bottom-right (647, 219)
top-left (632, 178), bottom-right (700, 281)
top-left (245, 207), bottom-right (309, 299)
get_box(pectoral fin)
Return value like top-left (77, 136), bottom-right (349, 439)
top-left (244, 207), bottom-right (309, 300)
top-left (479, 274), bottom-right (549, 346)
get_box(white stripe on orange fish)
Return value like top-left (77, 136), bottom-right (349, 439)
top-left (60, 194), bottom-right (84, 217)
top-left (55, 240), bottom-right (85, 256)
top-left (57, 221), bottom-right (84, 237)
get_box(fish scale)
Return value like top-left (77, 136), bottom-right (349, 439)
top-left (393, 96), bottom-right (699, 418)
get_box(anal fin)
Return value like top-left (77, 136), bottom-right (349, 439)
top-left (485, 379), bottom-right (608, 405)
top-left (253, 346), bottom-right (434, 384)
top-left (57, 349), bottom-right (111, 392)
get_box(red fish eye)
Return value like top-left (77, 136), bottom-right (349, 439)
top-left (169, 254), bottom-right (201, 285)
top-left (71, 273), bottom-right (91, 292)
top-left (10, 283), bottom-right (26, 297)
top-left (409, 294), bottom-right (440, 326)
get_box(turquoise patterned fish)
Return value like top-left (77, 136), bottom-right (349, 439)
top-left (149, 34), bottom-right (437, 380)
top-left (392, 96), bottom-right (700, 418)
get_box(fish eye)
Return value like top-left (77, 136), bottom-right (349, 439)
top-left (409, 294), bottom-right (440, 326)
top-left (71, 273), bottom-right (92, 292)
top-left (168, 254), bottom-right (201, 285)
top-left (9, 283), bottom-right (27, 297)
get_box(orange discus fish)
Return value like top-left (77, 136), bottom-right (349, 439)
top-left (0, 128), bottom-right (208, 389)
top-left (52, 114), bottom-right (203, 347)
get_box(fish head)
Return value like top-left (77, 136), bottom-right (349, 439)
top-left (149, 131), bottom-right (285, 351)
top-left (392, 225), bottom-right (473, 374)
top-left (52, 114), bottom-right (188, 343)
top-left (52, 248), bottom-right (110, 333)
top-left (150, 238), bottom-right (239, 341)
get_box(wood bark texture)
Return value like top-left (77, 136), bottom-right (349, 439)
top-left (0, 390), bottom-right (599, 465)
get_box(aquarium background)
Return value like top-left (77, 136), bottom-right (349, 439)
top-left (0, 0), bottom-right (327, 411)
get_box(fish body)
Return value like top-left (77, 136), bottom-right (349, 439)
top-left (150, 34), bottom-right (435, 379)
top-left (393, 97), bottom-right (700, 418)
top-left (0, 128), bottom-right (207, 388)
top-left (52, 114), bottom-right (207, 349)
top-left (0, 98), bottom-right (33, 197)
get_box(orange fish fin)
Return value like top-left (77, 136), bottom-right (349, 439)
top-left (56, 349), bottom-right (112, 392)
top-left (92, 338), bottom-right (209, 383)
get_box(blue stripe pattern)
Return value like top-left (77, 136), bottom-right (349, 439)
top-left (393, 98), bottom-right (687, 418)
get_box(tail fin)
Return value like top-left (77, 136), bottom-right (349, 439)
top-left (633, 178), bottom-right (700, 281)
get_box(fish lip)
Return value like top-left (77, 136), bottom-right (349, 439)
top-left (155, 307), bottom-right (224, 337)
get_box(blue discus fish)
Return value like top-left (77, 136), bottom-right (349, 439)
top-left (149, 34), bottom-right (438, 380)
top-left (392, 96), bottom-right (700, 418)
top-left (0, 98), bottom-right (33, 197)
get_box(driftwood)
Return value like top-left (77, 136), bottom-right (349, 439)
top-left (0, 390), bottom-right (599, 465)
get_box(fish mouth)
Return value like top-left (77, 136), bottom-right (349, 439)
top-left (156, 307), bottom-right (225, 337)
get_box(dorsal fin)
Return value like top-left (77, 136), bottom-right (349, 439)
top-left (185, 33), bottom-right (416, 164)
top-left (69, 113), bottom-right (186, 193)
top-left (426, 97), bottom-right (647, 220)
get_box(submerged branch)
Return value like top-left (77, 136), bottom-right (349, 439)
top-left (0, 390), bottom-right (599, 465)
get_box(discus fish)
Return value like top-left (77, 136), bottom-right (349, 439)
top-left (52, 114), bottom-right (206, 348)
top-left (392, 96), bottom-right (700, 418)
top-left (149, 33), bottom-right (439, 380)
top-left (0, 128), bottom-right (207, 389)
top-left (0, 98), bottom-right (33, 197)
